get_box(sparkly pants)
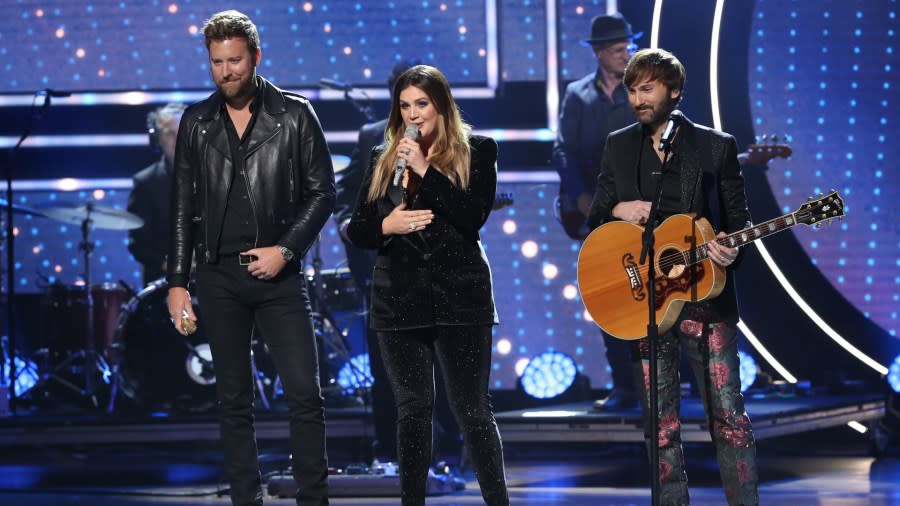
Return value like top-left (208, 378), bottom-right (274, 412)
top-left (377, 326), bottom-right (509, 506)
top-left (638, 304), bottom-right (759, 506)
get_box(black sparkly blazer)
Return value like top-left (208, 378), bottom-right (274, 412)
top-left (346, 135), bottom-right (500, 331)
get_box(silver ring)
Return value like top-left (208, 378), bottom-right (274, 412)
top-left (405, 149), bottom-right (411, 155)
top-left (409, 222), bottom-right (416, 230)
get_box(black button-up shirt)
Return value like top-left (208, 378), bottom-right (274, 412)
top-left (219, 88), bottom-right (263, 256)
top-left (638, 126), bottom-right (683, 224)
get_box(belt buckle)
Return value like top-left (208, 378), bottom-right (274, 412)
top-left (239, 254), bottom-right (256, 265)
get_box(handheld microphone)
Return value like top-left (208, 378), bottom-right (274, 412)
top-left (658, 110), bottom-right (683, 151)
top-left (393, 125), bottom-right (420, 187)
top-left (42, 88), bottom-right (72, 97)
top-left (319, 78), bottom-right (353, 92)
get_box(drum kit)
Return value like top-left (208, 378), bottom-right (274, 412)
top-left (24, 198), bottom-right (363, 414)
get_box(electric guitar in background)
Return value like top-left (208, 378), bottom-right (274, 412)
top-left (555, 141), bottom-right (793, 241)
top-left (576, 190), bottom-right (844, 340)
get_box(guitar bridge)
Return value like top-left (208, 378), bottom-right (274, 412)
top-left (622, 253), bottom-right (645, 301)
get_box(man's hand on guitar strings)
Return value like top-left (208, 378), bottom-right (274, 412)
top-left (708, 231), bottom-right (739, 267)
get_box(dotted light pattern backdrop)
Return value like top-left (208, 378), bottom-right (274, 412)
top-left (5, 183), bottom-right (611, 391)
top-left (558, 0), bottom-right (613, 82)
top-left (0, 0), bottom-right (491, 92)
top-left (749, 1), bottom-right (899, 337)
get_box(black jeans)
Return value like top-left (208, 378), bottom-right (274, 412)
top-left (377, 326), bottom-right (509, 506)
top-left (197, 260), bottom-right (328, 506)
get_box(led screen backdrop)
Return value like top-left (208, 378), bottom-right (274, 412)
top-left (0, 0), bottom-right (492, 92)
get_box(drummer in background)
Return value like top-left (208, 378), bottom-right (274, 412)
top-left (127, 103), bottom-right (186, 286)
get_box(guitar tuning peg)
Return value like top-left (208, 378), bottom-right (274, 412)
top-left (771, 135), bottom-right (779, 144)
top-left (760, 134), bottom-right (768, 143)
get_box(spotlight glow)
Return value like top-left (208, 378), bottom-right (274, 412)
top-left (521, 240), bottom-right (538, 258)
top-left (737, 350), bottom-right (758, 392)
top-left (337, 354), bottom-right (373, 394)
top-left (888, 355), bottom-right (900, 393)
top-left (496, 338), bottom-right (512, 355)
top-left (562, 284), bottom-right (578, 300)
top-left (542, 263), bottom-right (559, 280)
top-left (519, 351), bottom-right (577, 399)
top-left (502, 219), bottom-right (517, 234)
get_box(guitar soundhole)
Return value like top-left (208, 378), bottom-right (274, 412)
top-left (658, 248), bottom-right (686, 278)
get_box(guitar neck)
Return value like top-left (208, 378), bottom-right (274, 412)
top-left (688, 212), bottom-right (800, 265)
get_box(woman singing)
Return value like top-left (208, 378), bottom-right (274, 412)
top-left (346, 65), bottom-right (509, 506)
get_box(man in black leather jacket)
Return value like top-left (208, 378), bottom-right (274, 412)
top-left (166, 10), bottom-right (334, 506)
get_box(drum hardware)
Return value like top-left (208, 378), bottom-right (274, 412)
top-left (29, 201), bottom-right (143, 408)
top-left (306, 237), bottom-right (359, 400)
top-left (105, 277), bottom-right (277, 414)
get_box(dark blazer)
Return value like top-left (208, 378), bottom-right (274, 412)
top-left (333, 119), bottom-right (386, 290)
top-left (587, 115), bottom-right (752, 324)
top-left (167, 77), bottom-right (335, 288)
top-left (127, 157), bottom-right (172, 286)
top-left (552, 71), bottom-right (634, 198)
top-left (346, 135), bottom-right (499, 331)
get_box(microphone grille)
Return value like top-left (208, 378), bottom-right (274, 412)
top-left (404, 124), bottom-right (420, 139)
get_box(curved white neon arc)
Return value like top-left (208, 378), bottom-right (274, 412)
top-left (706, 0), bottom-right (887, 376)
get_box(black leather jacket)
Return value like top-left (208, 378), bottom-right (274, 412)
top-left (167, 77), bottom-right (335, 288)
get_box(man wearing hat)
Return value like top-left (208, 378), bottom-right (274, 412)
top-left (552, 12), bottom-right (642, 411)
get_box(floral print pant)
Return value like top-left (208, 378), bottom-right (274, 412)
top-left (637, 304), bottom-right (759, 506)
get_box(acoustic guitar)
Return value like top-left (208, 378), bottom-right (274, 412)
top-left (576, 190), bottom-right (844, 340)
top-left (556, 141), bottom-right (792, 241)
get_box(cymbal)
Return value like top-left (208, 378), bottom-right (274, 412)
top-left (35, 201), bottom-right (144, 230)
top-left (0, 198), bottom-right (44, 217)
top-left (332, 154), bottom-right (351, 173)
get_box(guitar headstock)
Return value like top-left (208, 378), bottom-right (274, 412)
top-left (794, 190), bottom-right (845, 227)
top-left (739, 143), bottom-right (793, 166)
top-left (493, 192), bottom-right (514, 211)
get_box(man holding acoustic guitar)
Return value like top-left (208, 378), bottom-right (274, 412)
top-left (552, 13), bottom-right (644, 412)
top-left (584, 48), bottom-right (759, 505)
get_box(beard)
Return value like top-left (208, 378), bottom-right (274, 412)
top-left (216, 73), bottom-right (256, 103)
top-left (633, 102), bottom-right (672, 128)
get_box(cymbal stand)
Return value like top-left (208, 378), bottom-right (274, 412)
top-left (38, 205), bottom-right (110, 408)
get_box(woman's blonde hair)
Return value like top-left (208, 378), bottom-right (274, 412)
top-left (366, 65), bottom-right (471, 202)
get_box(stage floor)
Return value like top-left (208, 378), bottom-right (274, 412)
top-left (0, 391), bottom-right (896, 504)
top-left (0, 441), bottom-right (897, 505)
top-left (495, 392), bottom-right (886, 443)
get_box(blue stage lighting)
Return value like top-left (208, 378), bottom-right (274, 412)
top-left (1, 350), bottom-right (38, 398)
top-left (738, 351), bottom-right (758, 393)
top-left (888, 355), bottom-right (900, 394)
top-left (337, 353), bottom-right (374, 395)
top-left (520, 351), bottom-right (577, 399)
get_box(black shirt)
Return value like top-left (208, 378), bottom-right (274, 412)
top-left (218, 86), bottom-right (263, 256)
top-left (637, 127), bottom-right (683, 224)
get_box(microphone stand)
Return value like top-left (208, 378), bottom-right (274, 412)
top-left (342, 89), bottom-right (376, 123)
top-left (3, 91), bottom-right (53, 415)
top-left (639, 136), bottom-right (676, 506)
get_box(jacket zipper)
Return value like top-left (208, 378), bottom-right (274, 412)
top-left (243, 153), bottom-right (260, 249)
top-left (288, 158), bottom-right (295, 203)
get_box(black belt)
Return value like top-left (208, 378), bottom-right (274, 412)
top-left (220, 252), bottom-right (258, 265)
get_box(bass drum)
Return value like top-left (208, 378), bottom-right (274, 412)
top-left (109, 278), bottom-right (218, 412)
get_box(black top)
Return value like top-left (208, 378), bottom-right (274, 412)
top-left (637, 127), bottom-right (683, 224)
top-left (219, 89), bottom-right (263, 256)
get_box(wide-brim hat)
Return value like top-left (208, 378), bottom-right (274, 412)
top-left (580, 13), bottom-right (643, 46)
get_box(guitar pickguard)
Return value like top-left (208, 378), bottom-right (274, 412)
top-left (622, 253), bottom-right (645, 301)
top-left (653, 262), bottom-right (706, 310)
